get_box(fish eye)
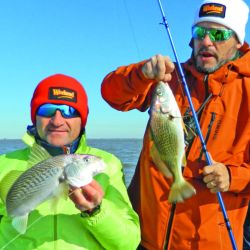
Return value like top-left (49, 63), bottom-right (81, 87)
top-left (157, 89), bottom-right (163, 96)
top-left (83, 157), bottom-right (90, 162)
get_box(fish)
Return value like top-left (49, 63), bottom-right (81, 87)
top-left (149, 81), bottom-right (196, 203)
top-left (5, 144), bottom-right (105, 234)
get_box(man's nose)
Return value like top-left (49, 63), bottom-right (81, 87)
top-left (50, 110), bottom-right (64, 125)
top-left (201, 34), bottom-right (214, 46)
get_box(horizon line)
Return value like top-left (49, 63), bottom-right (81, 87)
top-left (0, 137), bottom-right (143, 140)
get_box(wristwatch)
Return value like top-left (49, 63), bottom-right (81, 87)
top-left (80, 204), bottom-right (101, 218)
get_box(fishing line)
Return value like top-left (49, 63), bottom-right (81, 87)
top-left (0, 216), bottom-right (44, 250)
top-left (156, 1), bottom-right (237, 249)
top-left (122, 0), bottom-right (141, 60)
top-left (1, 188), bottom-right (79, 249)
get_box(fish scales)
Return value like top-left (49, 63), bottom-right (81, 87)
top-left (5, 147), bottom-right (105, 234)
top-left (6, 162), bottom-right (64, 216)
top-left (7, 156), bottom-right (65, 196)
top-left (152, 113), bottom-right (184, 168)
top-left (149, 81), bottom-right (196, 203)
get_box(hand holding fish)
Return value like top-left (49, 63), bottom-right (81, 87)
top-left (69, 179), bottom-right (104, 212)
top-left (203, 155), bottom-right (230, 193)
top-left (5, 144), bottom-right (106, 234)
top-left (142, 54), bottom-right (175, 82)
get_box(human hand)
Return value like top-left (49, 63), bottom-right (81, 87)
top-left (141, 54), bottom-right (175, 82)
top-left (69, 179), bottom-right (104, 212)
top-left (203, 155), bottom-right (230, 193)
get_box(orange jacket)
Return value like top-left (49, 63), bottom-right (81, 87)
top-left (101, 43), bottom-right (250, 250)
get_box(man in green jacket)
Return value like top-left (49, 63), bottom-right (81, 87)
top-left (0, 74), bottom-right (140, 250)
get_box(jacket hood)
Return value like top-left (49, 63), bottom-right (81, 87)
top-left (231, 42), bottom-right (250, 76)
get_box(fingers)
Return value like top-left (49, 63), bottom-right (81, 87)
top-left (206, 181), bottom-right (218, 193)
top-left (142, 54), bottom-right (175, 82)
top-left (69, 188), bottom-right (94, 211)
top-left (203, 175), bottom-right (220, 193)
top-left (69, 180), bottom-right (104, 211)
top-left (203, 168), bottom-right (217, 190)
top-left (203, 163), bottom-right (230, 193)
top-left (88, 179), bottom-right (104, 197)
top-left (203, 165), bottom-right (214, 175)
top-left (209, 181), bottom-right (216, 188)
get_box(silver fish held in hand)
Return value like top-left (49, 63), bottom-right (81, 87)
top-left (5, 144), bottom-right (105, 234)
top-left (149, 81), bottom-right (196, 203)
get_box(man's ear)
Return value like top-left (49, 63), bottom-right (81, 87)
top-left (189, 38), bottom-right (194, 49)
top-left (236, 42), bottom-right (242, 49)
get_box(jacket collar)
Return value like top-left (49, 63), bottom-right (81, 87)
top-left (182, 43), bottom-right (250, 96)
top-left (23, 125), bottom-right (88, 156)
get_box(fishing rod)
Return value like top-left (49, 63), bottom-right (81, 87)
top-left (156, 1), bottom-right (237, 249)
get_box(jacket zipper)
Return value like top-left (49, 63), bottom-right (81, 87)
top-left (63, 146), bottom-right (71, 155)
top-left (54, 212), bottom-right (58, 250)
top-left (198, 112), bottom-right (216, 161)
top-left (54, 146), bottom-right (70, 249)
top-left (164, 203), bottom-right (176, 250)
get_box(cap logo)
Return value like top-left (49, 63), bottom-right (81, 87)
top-left (48, 87), bottom-right (77, 102)
top-left (199, 3), bottom-right (226, 18)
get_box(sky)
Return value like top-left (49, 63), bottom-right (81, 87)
top-left (1, 0), bottom-right (250, 139)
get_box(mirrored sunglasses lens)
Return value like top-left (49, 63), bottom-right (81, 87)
top-left (209, 30), bottom-right (224, 41)
top-left (211, 29), bottom-right (233, 41)
top-left (68, 106), bottom-right (80, 117)
top-left (37, 104), bottom-right (57, 117)
top-left (193, 26), bottom-right (233, 42)
top-left (60, 106), bottom-right (79, 118)
top-left (37, 104), bottom-right (79, 118)
top-left (192, 26), bottom-right (205, 40)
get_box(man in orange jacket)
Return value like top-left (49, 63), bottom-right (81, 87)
top-left (101, 0), bottom-right (250, 249)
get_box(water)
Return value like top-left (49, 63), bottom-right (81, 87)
top-left (0, 138), bottom-right (142, 187)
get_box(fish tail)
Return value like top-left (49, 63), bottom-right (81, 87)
top-left (12, 214), bottom-right (29, 234)
top-left (168, 180), bottom-right (196, 203)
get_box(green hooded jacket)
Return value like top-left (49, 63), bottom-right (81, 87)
top-left (0, 133), bottom-right (140, 250)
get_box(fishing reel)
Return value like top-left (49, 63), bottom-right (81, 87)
top-left (183, 108), bottom-right (197, 146)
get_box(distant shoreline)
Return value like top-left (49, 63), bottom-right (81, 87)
top-left (0, 138), bottom-right (143, 140)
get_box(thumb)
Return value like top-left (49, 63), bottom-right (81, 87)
top-left (203, 165), bottom-right (215, 175)
top-left (203, 152), bottom-right (216, 175)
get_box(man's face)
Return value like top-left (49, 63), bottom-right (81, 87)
top-left (36, 109), bottom-right (82, 147)
top-left (193, 22), bottom-right (242, 73)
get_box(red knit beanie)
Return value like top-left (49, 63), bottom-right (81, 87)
top-left (31, 74), bottom-right (89, 128)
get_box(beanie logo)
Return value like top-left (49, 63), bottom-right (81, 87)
top-left (48, 87), bottom-right (77, 102)
top-left (199, 3), bottom-right (226, 18)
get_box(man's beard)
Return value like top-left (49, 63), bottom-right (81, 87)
top-left (193, 48), bottom-right (239, 74)
top-left (195, 59), bottom-right (228, 73)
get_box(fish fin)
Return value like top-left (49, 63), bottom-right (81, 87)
top-left (183, 120), bottom-right (197, 139)
top-left (55, 182), bottom-right (69, 200)
top-left (49, 182), bottom-right (69, 211)
top-left (46, 183), bottom-right (69, 211)
top-left (0, 170), bottom-right (23, 202)
top-left (182, 119), bottom-right (188, 136)
top-left (150, 143), bottom-right (172, 178)
top-left (168, 180), bottom-right (196, 203)
top-left (28, 144), bottom-right (52, 167)
top-left (47, 198), bottom-right (60, 212)
top-left (181, 152), bottom-right (187, 167)
top-left (12, 214), bottom-right (29, 234)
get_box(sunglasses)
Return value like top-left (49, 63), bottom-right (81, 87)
top-left (192, 26), bottom-right (234, 42)
top-left (37, 104), bottom-right (80, 118)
